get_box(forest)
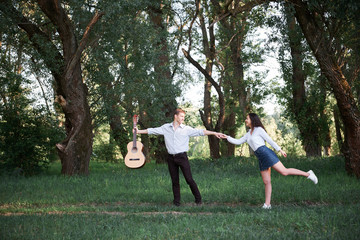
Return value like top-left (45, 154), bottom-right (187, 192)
top-left (0, 0), bottom-right (359, 177)
top-left (1, 1), bottom-right (360, 239)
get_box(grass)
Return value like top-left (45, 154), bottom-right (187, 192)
top-left (1, 156), bottom-right (360, 239)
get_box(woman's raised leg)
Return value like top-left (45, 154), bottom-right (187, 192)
top-left (272, 161), bottom-right (309, 177)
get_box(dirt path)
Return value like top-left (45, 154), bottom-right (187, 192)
top-left (1, 210), bottom-right (216, 216)
top-left (0, 201), bottom-right (332, 216)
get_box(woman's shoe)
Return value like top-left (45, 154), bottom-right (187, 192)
top-left (307, 170), bottom-right (318, 184)
top-left (262, 203), bottom-right (271, 209)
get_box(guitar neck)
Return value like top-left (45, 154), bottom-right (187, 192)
top-left (132, 120), bottom-right (137, 148)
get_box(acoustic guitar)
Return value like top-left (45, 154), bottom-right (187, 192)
top-left (124, 115), bottom-right (145, 168)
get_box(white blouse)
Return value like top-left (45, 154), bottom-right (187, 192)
top-left (227, 127), bottom-right (281, 152)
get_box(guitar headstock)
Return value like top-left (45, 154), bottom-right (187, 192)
top-left (133, 115), bottom-right (139, 127)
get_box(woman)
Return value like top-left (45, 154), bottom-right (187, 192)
top-left (221, 113), bottom-right (318, 209)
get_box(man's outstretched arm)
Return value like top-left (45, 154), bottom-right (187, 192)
top-left (134, 127), bottom-right (148, 134)
top-left (203, 130), bottom-right (226, 139)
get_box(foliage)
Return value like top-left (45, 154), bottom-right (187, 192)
top-left (265, 3), bottom-right (333, 155)
top-left (92, 125), bottom-right (120, 163)
top-left (80, 0), bottom-right (185, 160)
top-left (2, 0), bottom-right (186, 165)
top-left (263, 114), bottom-right (305, 156)
top-left (92, 142), bottom-right (119, 163)
top-left (185, 112), bottom-right (309, 158)
top-left (0, 64), bottom-right (64, 176)
top-left (183, 104), bottom-right (211, 158)
top-left (1, 0), bottom-right (358, 173)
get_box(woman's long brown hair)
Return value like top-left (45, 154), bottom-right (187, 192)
top-left (248, 113), bottom-right (266, 132)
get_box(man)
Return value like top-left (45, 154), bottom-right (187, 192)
top-left (136, 108), bottom-right (223, 206)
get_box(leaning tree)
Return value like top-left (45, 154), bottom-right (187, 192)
top-left (0, 0), bottom-right (104, 175)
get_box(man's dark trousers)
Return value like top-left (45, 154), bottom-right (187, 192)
top-left (167, 152), bottom-right (201, 206)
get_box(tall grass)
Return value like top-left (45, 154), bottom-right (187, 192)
top-left (1, 156), bottom-right (359, 239)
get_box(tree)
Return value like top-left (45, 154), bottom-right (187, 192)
top-left (0, 0), bottom-right (104, 175)
top-left (146, 0), bottom-right (179, 163)
top-left (0, 61), bottom-right (63, 176)
top-left (182, 0), bottom-right (269, 158)
top-left (213, 0), bottom-right (360, 176)
top-left (212, 1), bottom-right (270, 156)
top-left (84, 0), bottom-right (182, 163)
top-left (275, 3), bottom-right (330, 157)
top-left (290, 0), bottom-right (360, 176)
top-left (182, 0), bottom-right (225, 159)
top-left (211, 0), bottom-right (249, 156)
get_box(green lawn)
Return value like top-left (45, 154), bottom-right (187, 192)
top-left (1, 156), bottom-right (359, 239)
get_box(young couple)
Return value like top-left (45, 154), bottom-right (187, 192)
top-left (135, 108), bottom-right (318, 209)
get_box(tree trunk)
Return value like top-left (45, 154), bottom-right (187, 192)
top-left (303, 142), bottom-right (322, 157)
top-left (285, 6), bottom-right (322, 157)
top-left (148, 1), bottom-right (177, 163)
top-left (323, 130), bottom-right (331, 156)
top-left (199, 0), bottom-right (222, 159)
top-left (224, 19), bottom-right (248, 156)
top-left (39, 1), bottom-right (104, 175)
top-left (182, 0), bottom-right (225, 159)
top-left (228, 21), bottom-right (248, 122)
top-left (0, 1), bottom-right (103, 175)
top-left (109, 107), bottom-right (129, 159)
top-left (148, 0), bottom-right (177, 118)
top-left (222, 111), bottom-right (236, 156)
top-left (292, 0), bottom-right (360, 176)
top-left (203, 78), bottom-right (221, 159)
top-left (319, 76), bottom-right (331, 156)
top-left (333, 105), bottom-right (344, 152)
top-left (211, 0), bottom-right (249, 156)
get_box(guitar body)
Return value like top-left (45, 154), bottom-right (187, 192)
top-left (124, 141), bottom-right (145, 168)
top-left (124, 115), bottom-right (146, 168)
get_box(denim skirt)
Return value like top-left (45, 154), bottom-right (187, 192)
top-left (254, 145), bottom-right (279, 171)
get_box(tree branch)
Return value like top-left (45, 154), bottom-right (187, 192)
top-left (65, 11), bottom-right (105, 74)
top-left (186, 0), bottom-right (200, 53)
top-left (0, 0), bottom-right (64, 92)
top-left (209, 0), bottom-right (269, 28)
top-left (182, 48), bottom-right (220, 93)
top-left (182, 48), bottom-right (225, 130)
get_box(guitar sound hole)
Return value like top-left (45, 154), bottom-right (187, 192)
top-left (131, 147), bottom-right (138, 153)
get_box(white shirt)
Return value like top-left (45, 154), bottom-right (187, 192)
top-left (227, 127), bottom-right (281, 152)
top-left (147, 123), bottom-right (205, 155)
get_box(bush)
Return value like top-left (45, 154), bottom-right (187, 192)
top-left (92, 142), bottom-right (119, 163)
top-left (0, 68), bottom-right (64, 176)
top-left (0, 110), bottom-right (63, 176)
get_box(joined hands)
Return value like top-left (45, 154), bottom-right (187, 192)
top-left (215, 133), bottom-right (228, 139)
